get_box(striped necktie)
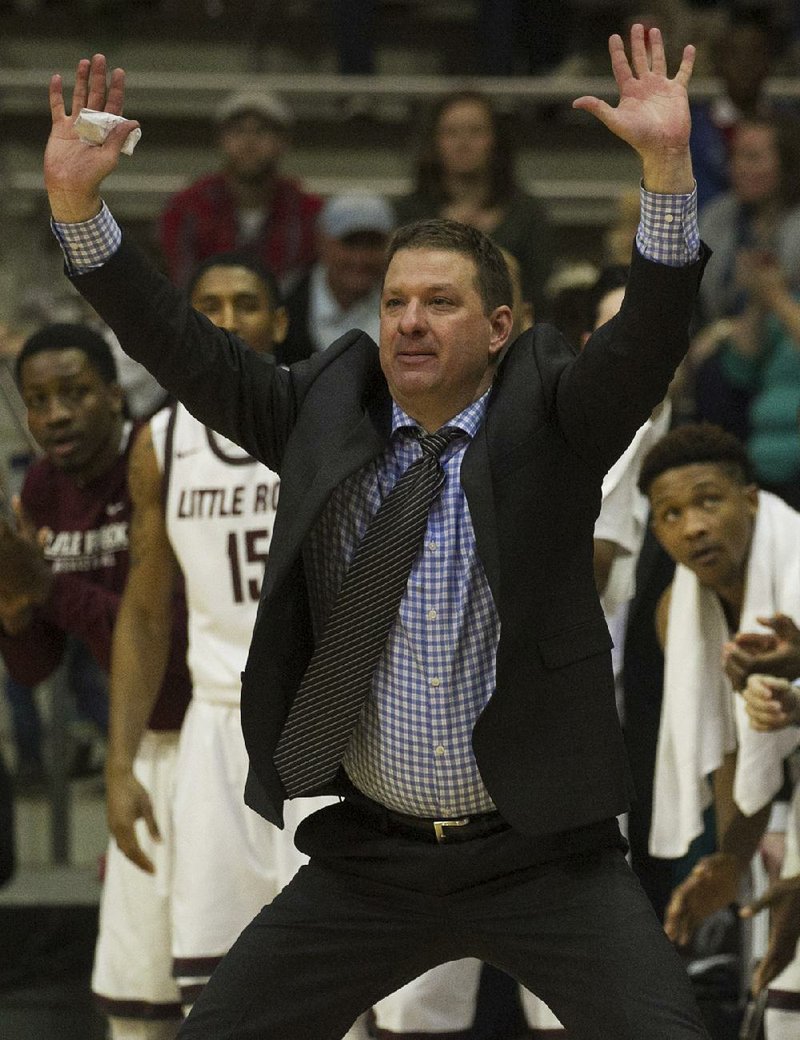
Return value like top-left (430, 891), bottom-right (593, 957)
top-left (274, 426), bottom-right (461, 798)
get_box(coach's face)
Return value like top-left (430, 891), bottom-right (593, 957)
top-left (379, 248), bottom-right (511, 431)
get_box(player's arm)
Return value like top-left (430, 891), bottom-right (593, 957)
top-left (0, 493), bottom-right (65, 681)
top-left (714, 752), bottom-right (772, 869)
top-left (665, 750), bottom-right (772, 946)
top-left (655, 583), bottom-right (671, 651)
top-left (593, 539), bottom-right (618, 597)
top-left (658, 585), bottom-right (768, 942)
top-left (0, 486), bottom-right (125, 680)
top-left (0, 548), bottom-right (127, 679)
top-left (741, 873), bottom-right (800, 993)
top-left (105, 424), bottom-right (179, 873)
top-left (44, 59), bottom-right (301, 472)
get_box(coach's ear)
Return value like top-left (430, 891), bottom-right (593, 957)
top-left (489, 305), bottom-right (513, 363)
top-left (271, 306), bottom-right (289, 348)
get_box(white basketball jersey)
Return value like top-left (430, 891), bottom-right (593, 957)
top-left (151, 404), bottom-right (280, 704)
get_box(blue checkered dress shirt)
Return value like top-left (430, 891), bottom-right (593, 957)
top-left (305, 397), bottom-right (498, 816)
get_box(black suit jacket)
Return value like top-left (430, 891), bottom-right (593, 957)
top-left (72, 238), bottom-right (707, 837)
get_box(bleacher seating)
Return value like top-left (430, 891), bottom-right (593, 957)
top-left (7, 2), bottom-right (798, 263)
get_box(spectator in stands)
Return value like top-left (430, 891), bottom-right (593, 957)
top-left (691, 112), bottom-right (800, 455)
top-left (694, 246), bottom-right (800, 509)
top-left (538, 260), bottom-right (599, 353)
top-left (278, 194), bottom-right (392, 365)
top-left (333, 0), bottom-right (377, 74)
top-left (697, 113), bottom-right (800, 323)
top-left (393, 90), bottom-right (553, 318)
top-left (473, 0), bottom-right (569, 76)
top-left (158, 90), bottom-right (321, 292)
top-left (690, 9), bottom-right (780, 212)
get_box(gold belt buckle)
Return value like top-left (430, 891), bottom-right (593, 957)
top-left (433, 817), bottom-right (471, 842)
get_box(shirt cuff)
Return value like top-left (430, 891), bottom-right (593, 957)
top-left (635, 183), bottom-right (700, 267)
top-left (51, 201), bottom-right (122, 275)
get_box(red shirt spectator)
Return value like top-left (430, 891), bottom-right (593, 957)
top-left (158, 91), bottom-right (322, 291)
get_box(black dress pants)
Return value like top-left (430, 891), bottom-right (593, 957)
top-left (178, 800), bottom-right (711, 1040)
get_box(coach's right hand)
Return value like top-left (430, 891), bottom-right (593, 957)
top-left (44, 54), bottom-right (139, 223)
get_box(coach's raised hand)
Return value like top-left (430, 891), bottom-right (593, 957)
top-left (44, 54), bottom-right (139, 223)
top-left (573, 23), bottom-right (695, 195)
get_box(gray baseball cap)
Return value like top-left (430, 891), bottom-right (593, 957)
top-left (318, 194), bottom-right (394, 239)
top-left (215, 90), bottom-right (293, 131)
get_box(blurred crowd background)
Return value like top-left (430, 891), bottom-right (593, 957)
top-left (2, 2), bottom-right (800, 1039)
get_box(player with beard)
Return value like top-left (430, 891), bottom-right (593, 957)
top-left (158, 91), bottom-right (321, 292)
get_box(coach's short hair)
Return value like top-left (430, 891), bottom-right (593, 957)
top-left (385, 218), bottom-right (513, 315)
top-left (15, 323), bottom-right (118, 386)
top-left (638, 422), bottom-right (754, 496)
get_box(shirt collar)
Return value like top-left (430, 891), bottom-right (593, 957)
top-left (390, 387), bottom-right (490, 443)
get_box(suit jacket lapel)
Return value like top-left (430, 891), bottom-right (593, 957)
top-left (265, 377), bottom-right (392, 594)
top-left (309, 370), bottom-right (392, 504)
top-left (306, 408), bottom-right (387, 506)
top-left (461, 423), bottom-right (500, 606)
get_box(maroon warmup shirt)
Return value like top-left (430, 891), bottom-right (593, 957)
top-left (0, 424), bottom-right (190, 731)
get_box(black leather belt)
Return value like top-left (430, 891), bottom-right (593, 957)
top-left (349, 794), bottom-right (509, 844)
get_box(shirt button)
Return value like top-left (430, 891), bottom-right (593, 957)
top-left (431, 677), bottom-right (441, 688)
top-left (664, 212), bottom-right (674, 224)
top-left (434, 745), bottom-right (445, 756)
top-left (427, 609), bottom-right (437, 621)
top-left (428, 541), bottom-right (437, 552)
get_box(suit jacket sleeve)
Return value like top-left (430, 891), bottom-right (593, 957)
top-left (69, 236), bottom-right (320, 474)
top-left (549, 243), bottom-right (709, 472)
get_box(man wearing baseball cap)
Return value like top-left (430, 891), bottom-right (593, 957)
top-left (158, 90), bottom-right (321, 291)
top-left (278, 193), bottom-right (394, 365)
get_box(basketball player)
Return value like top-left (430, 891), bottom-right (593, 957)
top-left (0, 323), bottom-right (192, 1040)
top-left (105, 255), bottom-right (346, 1017)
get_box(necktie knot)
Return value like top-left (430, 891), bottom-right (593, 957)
top-left (418, 426), bottom-right (460, 459)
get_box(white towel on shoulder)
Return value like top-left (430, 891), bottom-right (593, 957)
top-left (598, 401), bottom-right (671, 618)
top-left (650, 491), bottom-right (800, 859)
